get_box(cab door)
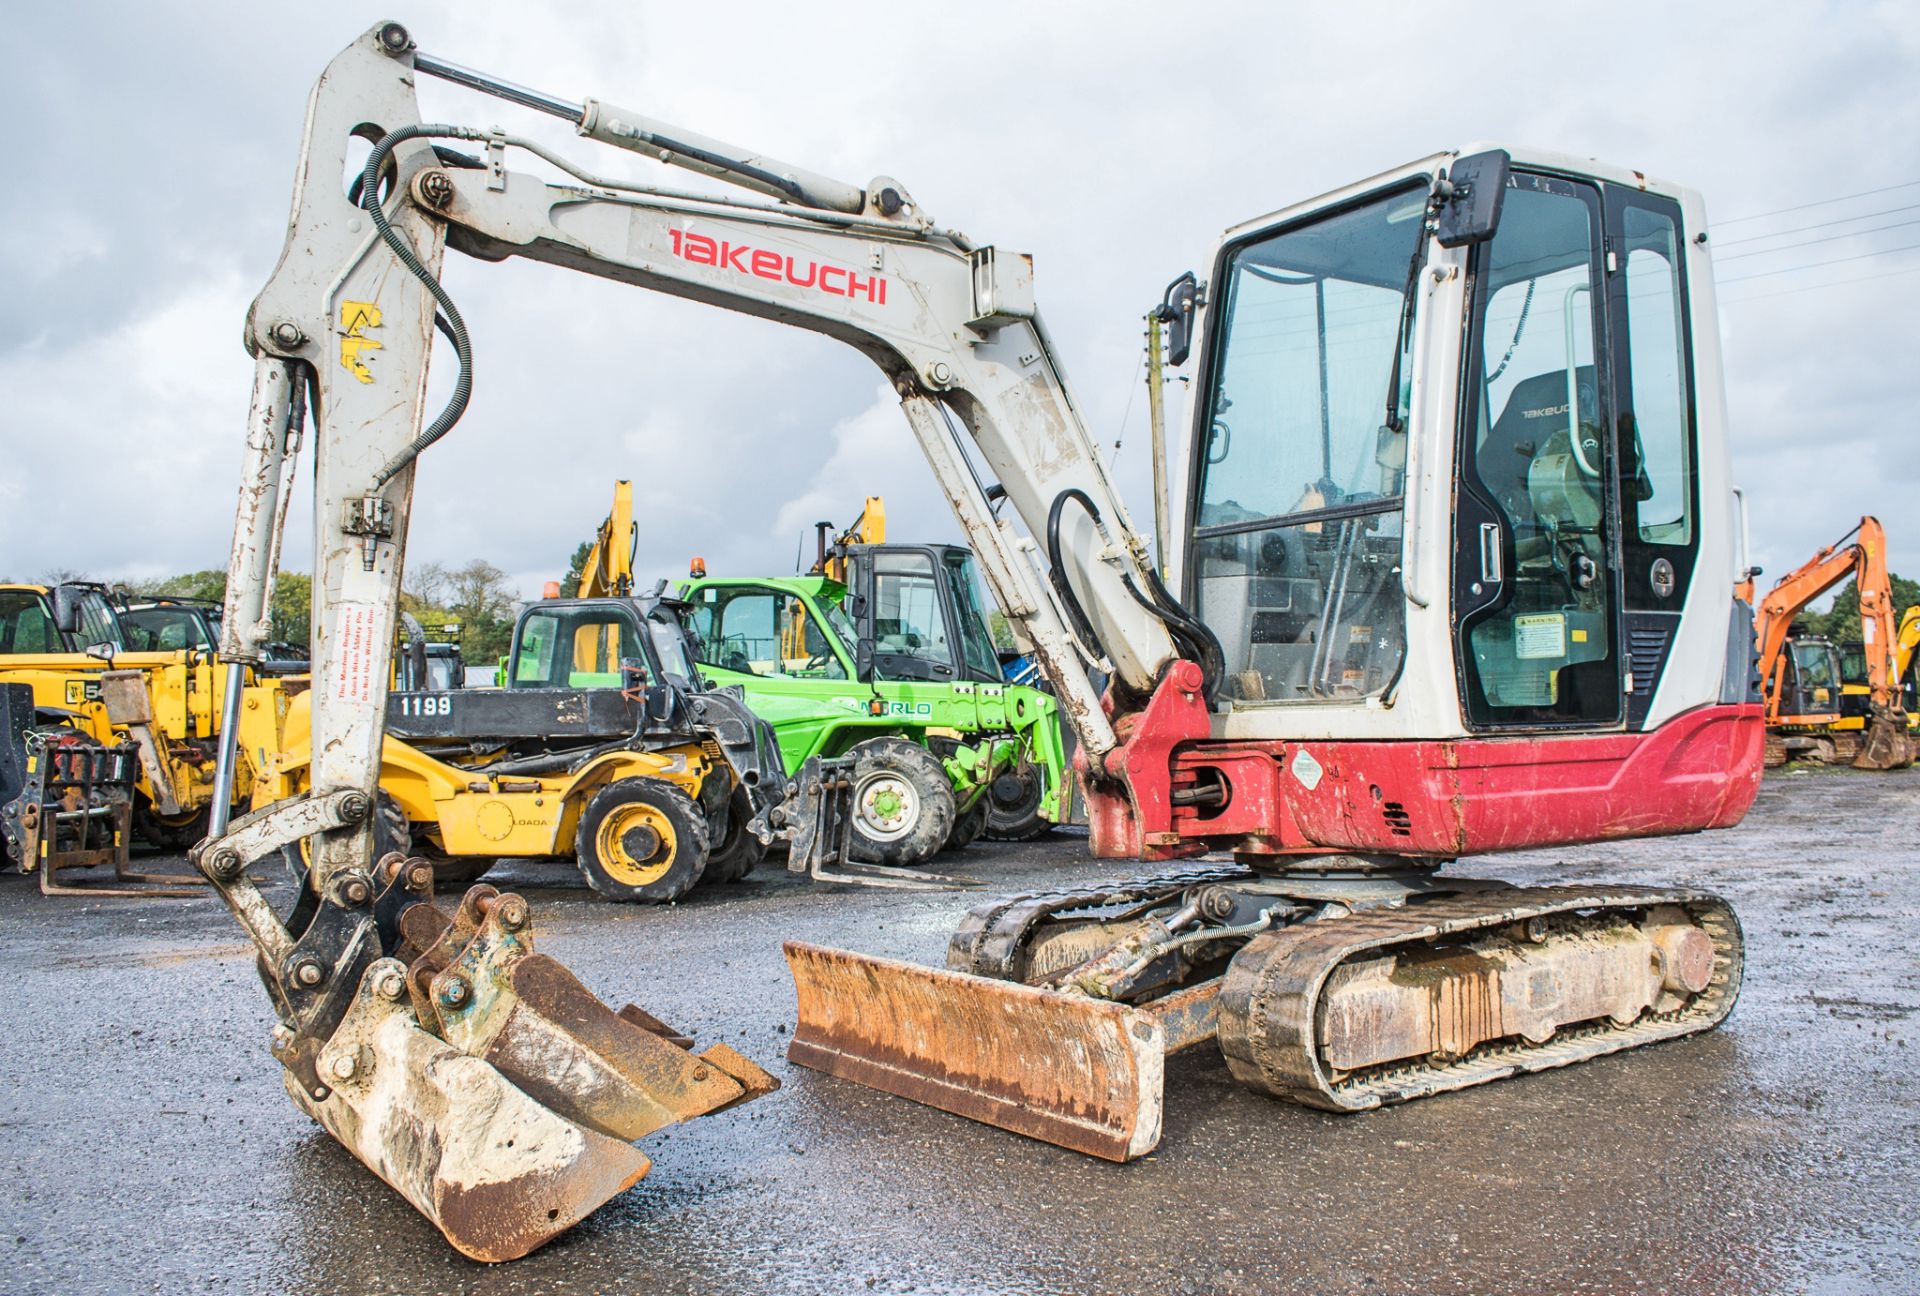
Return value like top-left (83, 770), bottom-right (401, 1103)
top-left (1604, 188), bottom-right (1702, 726)
top-left (1453, 172), bottom-right (1624, 729)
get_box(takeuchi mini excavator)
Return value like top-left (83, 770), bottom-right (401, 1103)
top-left (201, 22), bottom-right (1763, 1259)
top-left (1752, 516), bottom-right (1914, 769)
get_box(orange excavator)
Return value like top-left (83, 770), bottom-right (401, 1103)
top-left (1753, 516), bottom-right (1914, 769)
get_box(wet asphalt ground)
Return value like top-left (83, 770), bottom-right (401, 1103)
top-left (5, 766), bottom-right (1918, 1296)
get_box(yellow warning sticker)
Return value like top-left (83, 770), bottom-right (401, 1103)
top-left (65, 680), bottom-right (84, 705)
top-left (1571, 628), bottom-right (1588, 643)
top-left (339, 300), bottom-right (384, 383)
top-left (1514, 613), bottom-right (1567, 660)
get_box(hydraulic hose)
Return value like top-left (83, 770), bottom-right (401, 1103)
top-left (1046, 489), bottom-right (1225, 707)
top-left (358, 124), bottom-right (482, 487)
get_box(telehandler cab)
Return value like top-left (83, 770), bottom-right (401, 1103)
top-left (196, 22), bottom-right (1763, 1258)
top-left (679, 494), bottom-right (1071, 866)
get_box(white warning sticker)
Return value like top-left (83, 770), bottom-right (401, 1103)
top-left (1290, 746), bottom-right (1324, 791)
top-left (330, 602), bottom-right (382, 706)
top-left (1514, 613), bottom-right (1568, 660)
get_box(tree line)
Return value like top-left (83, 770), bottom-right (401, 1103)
top-left (1795, 570), bottom-right (1920, 643)
top-left (31, 561), bottom-right (524, 666)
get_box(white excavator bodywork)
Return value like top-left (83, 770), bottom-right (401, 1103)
top-left (198, 22), bottom-right (1765, 1258)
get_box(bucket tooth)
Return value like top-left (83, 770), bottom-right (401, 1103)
top-left (427, 893), bottom-right (752, 1141)
top-left (784, 939), bottom-right (1179, 1161)
top-left (289, 958), bottom-right (651, 1263)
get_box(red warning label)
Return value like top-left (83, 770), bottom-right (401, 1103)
top-left (330, 602), bottom-right (381, 706)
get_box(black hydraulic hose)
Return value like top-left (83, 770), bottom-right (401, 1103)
top-left (1047, 488), bottom-right (1224, 706)
top-left (359, 124), bottom-right (479, 488)
top-left (1045, 489), bottom-right (1108, 654)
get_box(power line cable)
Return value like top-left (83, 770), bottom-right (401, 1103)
top-left (1716, 179), bottom-right (1920, 226)
top-left (1717, 215), bottom-right (1920, 262)
top-left (1715, 201), bottom-right (1920, 247)
top-left (1719, 239), bottom-right (1920, 285)
top-left (1721, 262), bottom-right (1920, 306)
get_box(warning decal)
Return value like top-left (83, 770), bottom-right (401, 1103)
top-left (330, 602), bottom-right (381, 706)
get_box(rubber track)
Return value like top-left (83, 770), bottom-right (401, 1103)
top-left (947, 862), bottom-right (1253, 980)
top-left (1216, 884), bottom-right (1744, 1111)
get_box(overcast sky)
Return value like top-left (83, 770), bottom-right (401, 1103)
top-left (3, 2), bottom-right (1916, 604)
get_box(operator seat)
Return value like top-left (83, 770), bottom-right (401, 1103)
top-left (1478, 366), bottom-right (1599, 524)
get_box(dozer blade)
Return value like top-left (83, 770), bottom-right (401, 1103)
top-left (785, 940), bottom-right (1219, 1161)
top-left (288, 957), bottom-right (652, 1263)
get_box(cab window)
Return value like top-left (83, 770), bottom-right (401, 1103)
top-left (872, 553), bottom-right (953, 672)
top-left (0, 591), bottom-right (59, 653)
top-left (510, 606), bottom-right (647, 689)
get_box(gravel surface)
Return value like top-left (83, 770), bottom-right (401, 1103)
top-left (5, 764), bottom-right (1916, 1295)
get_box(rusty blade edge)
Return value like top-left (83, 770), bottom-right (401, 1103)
top-left (782, 939), bottom-right (1166, 1162)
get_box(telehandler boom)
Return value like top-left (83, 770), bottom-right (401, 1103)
top-left (202, 22), bottom-right (1764, 1257)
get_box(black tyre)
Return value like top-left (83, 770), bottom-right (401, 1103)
top-left (414, 830), bottom-right (496, 887)
top-left (134, 798), bottom-right (211, 852)
top-left (847, 737), bottom-right (954, 868)
top-left (280, 790), bottom-right (411, 884)
top-left (576, 778), bottom-right (709, 903)
top-left (944, 798), bottom-right (988, 852)
top-left (982, 763), bottom-right (1053, 842)
top-left (703, 785), bottom-right (766, 884)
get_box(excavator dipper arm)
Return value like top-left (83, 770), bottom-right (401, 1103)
top-left (1753, 516), bottom-right (1913, 769)
top-left (200, 21), bottom-right (1195, 1256)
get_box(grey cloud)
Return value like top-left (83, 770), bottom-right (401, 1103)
top-left (2, 0), bottom-right (1914, 602)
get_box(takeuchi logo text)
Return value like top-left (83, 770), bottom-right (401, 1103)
top-left (668, 229), bottom-right (888, 305)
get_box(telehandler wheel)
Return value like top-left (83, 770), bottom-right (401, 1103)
top-left (577, 778), bottom-right (709, 903)
top-left (703, 786), bottom-right (766, 884)
top-left (134, 799), bottom-right (211, 852)
top-left (846, 736), bottom-right (954, 868)
top-left (944, 799), bottom-right (988, 852)
top-left (982, 763), bottom-right (1052, 842)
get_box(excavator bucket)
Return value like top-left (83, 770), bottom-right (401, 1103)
top-left (286, 955), bottom-right (655, 1263)
top-left (201, 835), bottom-right (777, 1261)
top-left (784, 940), bottom-right (1218, 1161)
top-left (1852, 712), bottom-right (1916, 770)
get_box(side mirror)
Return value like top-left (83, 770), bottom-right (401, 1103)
top-left (1155, 271), bottom-right (1203, 367)
top-left (1433, 149), bottom-right (1510, 248)
top-left (50, 585), bottom-right (83, 635)
top-left (642, 684), bottom-right (680, 728)
top-left (854, 638), bottom-right (875, 683)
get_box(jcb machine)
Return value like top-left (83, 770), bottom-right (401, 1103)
top-left (241, 588), bottom-right (812, 897)
top-left (0, 582), bottom-right (258, 861)
top-left (1753, 517), bottom-right (1914, 769)
top-left (240, 487), bottom-right (848, 898)
top-left (680, 496), bottom-right (1070, 865)
top-left (200, 24), bottom-right (1763, 1258)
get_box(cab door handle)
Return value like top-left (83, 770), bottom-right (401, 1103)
top-left (1479, 522), bottom-right (1503, 583)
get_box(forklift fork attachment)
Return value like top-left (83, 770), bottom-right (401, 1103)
top-left (786, 758), bottom-right (978, 891)
top-left (288, 957), bottom-right (652, 1263)
top-left (785, 940), bottom-right (1219, 1161)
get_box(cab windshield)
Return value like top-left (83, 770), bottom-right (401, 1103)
top-left (121, 606), bottom-right (213, 652)
top-left (646, 612), bottom-right (699, 687)
top-left (1190, 181), bottom-right (1422, 704)
top-left (943, 551), bottom-right (1005, 681)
